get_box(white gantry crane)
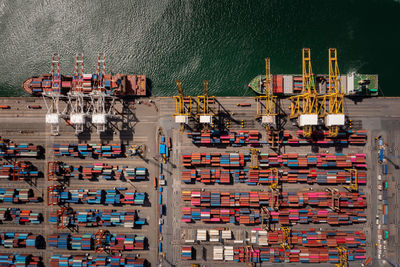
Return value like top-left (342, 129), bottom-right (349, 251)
top-left (44, 53), bottom-right (66, 136)
top-left (90, 53), bottom-right (115, 133)
top-left (67, 53), bottom-right (87, 134)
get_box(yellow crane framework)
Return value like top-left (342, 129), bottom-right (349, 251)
top-left (255, 58), bottom-right (277, 131)
top-left (335, 246), bottom-right (348, 267)
top-left (268, 167), bottom-right (279, 191)
top-left (289, 48), bottom-right (319, 137)
top-left (319, 48), bottom-right (345, 137)
top-left (197, 80), bottom-right (215, 118)
top-left (249, 148), bottom-right (259, 169)
top-left (326, 187), bottom-right (341, 211)
top-left (343, 169), bottom-right (358, 192)
top-left (173, 80), bottom-right (193, 132)
top-left (260, 206), bottom-right (270, 231)
top-left (280, 226), bottom-right (291, 250)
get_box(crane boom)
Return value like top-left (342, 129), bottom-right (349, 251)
top-left (203, 80), bottom-right (208, 97)
top-left (176, 80), bottom-right (184, 97)
top-left (319, 48), bottom-right (345, 137)
top-left (288, 48), bottom-right (318, 137)
top-left (255, 58), bottom-right (277, 131)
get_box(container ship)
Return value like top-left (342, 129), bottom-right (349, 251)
top-left (248, 73), bottom-right (378, 97)
top-left (23, 73), bottom-right (146, 97)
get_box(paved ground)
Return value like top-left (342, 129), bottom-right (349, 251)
top-left (0, 96), bottom-right (399, 267)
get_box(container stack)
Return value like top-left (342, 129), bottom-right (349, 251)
top-left (258, 153), bottom-right (366, 169)
top-left (0, 162), bottom-right (39, 180)
top-left (53, 189), bottom-right (147, 206)
top-left (187, 130), bottom-right (260, 146)
top-left (53, 143), bottom-right (123, 158)
top-left (182, 190), bottom-right (366, 209)
top-left (7, 209), bottom-right (42, 224)
top-left (271, 129), bottom-right (368, 145)
top-left (182, 153), bottom-right (249, 168)
top-left (49, 209), bottom-right (145, 228)
top-left (181, 246), bottom-right (193, 260)
top-left (49, 254), bottom-right (146, 266)
top-left (0, 254), bottom-right (43, 266)
top-left (0, 188), bottom-right (41, 203)
top-left (0, 139), bottom-right (39, 158)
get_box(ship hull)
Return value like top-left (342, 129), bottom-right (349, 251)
top-left (248, 73), bottom-right (378, 97)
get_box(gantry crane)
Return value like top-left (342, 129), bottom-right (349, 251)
top-left (268, 167), bottom-right (279, 191)
top-left (343, 169), bottom-right (358, 192)
top-left (280, 226), bottom-right (291, 250)
top-left (44, 53), bottom-right (66, 136)
top-left (319, 48), bottom-right (345, 137)
top-left (289, 48), bottom-right (319, 137)
top-left (173, 80), bottom-right (193, 132)
top-left (90, 53), bottom-right (115, 133)
top-left (197, 80), bottom-right (215, 126)
top-left (335, 246), bottom-right (348, 267)
top-left (255, 58), bottom-right (277, 131)
top-left (326, 187), bottom-right (341, 211)
top-left (68, 53), bottom-right (87, 134)
top-left (249, 148), bottom-right (259, 169)
top-left (56, 207), bottom-right (72, 229)
top-left (47, 185), bottom-right (62, 206)
top-left (94, 230), bottom-right (109, 253)
top-left (260, 206), bottom-right (270, 231)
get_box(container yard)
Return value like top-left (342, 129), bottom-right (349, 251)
top-left (0, 51), bottom-right (398, 267)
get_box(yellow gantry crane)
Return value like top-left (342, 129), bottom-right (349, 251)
top-left (255, 58), bottom-right (278, 131)
top-left (173, 80), bottom-right (193, 132)
top-left (343, 168), bottom-right (358, 192)
top-left (319, 48), bottom-right (345, 137)
top-left (268, 167), bottom-right (279, 191)
top-left (289, 48), bottom-right (319, 137)
top-left (249, 148), bottom-right (259, 169)
top-left (281, 226), bottom-right (291, 250)
top-left (197, 80), bottom-right (215, 126)
top-left (335, 246), bottom-right (348, 267)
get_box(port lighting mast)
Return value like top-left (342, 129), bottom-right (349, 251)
top-left (197, 80), bottom-right (215, 126)
top-left (319, 48), bottom-right (345, 137)
top-left (173, 80), bottom-right (192, 132)
top-left (90, 53), bottom-right (115, 133)
top-left (255, 58), bottom-right (277, 130)
top-left (68, 53), bottom-right (87, 134)
top-left (289, 48), bottom-right (319, 137)
top-left (44, 53), bottom-right (66, 136)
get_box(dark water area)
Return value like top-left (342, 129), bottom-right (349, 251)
top-left (0, 0), bottom-right (399, 96)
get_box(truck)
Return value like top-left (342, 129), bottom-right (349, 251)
top-left (153, 177), bottom-right (157, 189)
top-left (382, 164), bottom-right (388, 174)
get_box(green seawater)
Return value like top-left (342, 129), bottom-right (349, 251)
top-left (0, 0), bottom-right (399, 96)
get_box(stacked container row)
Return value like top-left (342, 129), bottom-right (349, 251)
top-left (182, 190), bottom-right (366, 208)
top-left (0, 254), bottom-right (43, 266)
top-left (49, 209), bottom-right (145, 228)
top-left (48, 233), bottom-right (146, 251)
top-left (182, 168), bottom-right (366, 185)
top-left (187, 130), bottom-right (260, 146)
top-left (0, 208), bottom-right (42, 224)
top-left (53, 143), bottom-right (122, 158)
top-left (0, 162), bottom-right (39, 180)
top-left (0, 139), bottom-right (40, 157)
top-left (0, 188), bottom-right (42, 203)
top-left (49, 254), bottom-right (146, 267)
top-left (182, 153), bottom-right (249, 168)
top-left (0, 232), bottom-right (44, 249)
top-left (182, 207), bottom-right (365, 225)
